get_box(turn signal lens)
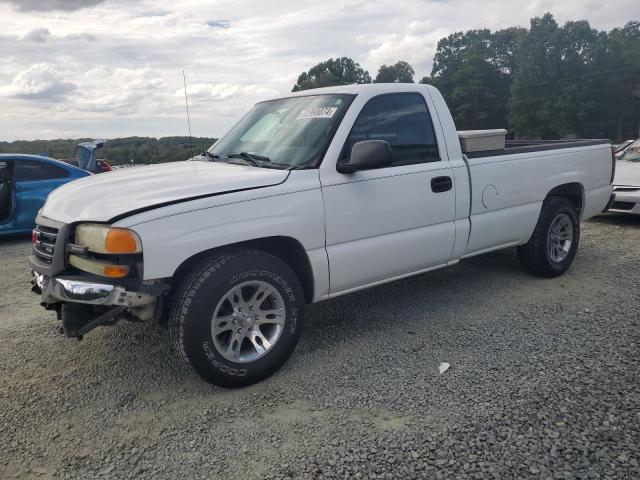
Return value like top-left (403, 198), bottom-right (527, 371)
top-left (105, 229), bottom-right (140, 254)
top-left (103, 265), bottom-right (129, 278)
top-left (69, 255), bottom-right (130, 278)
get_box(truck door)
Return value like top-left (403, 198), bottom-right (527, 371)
top-left (320, 92), bottom-right (456, 295)
top-left (13, 160), bottom-right (71, 230)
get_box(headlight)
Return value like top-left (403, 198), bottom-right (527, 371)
top-left (75, 224), bottom-right (142, 254)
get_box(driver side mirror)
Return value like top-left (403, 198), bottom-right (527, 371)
top-left (337, 140), bottom-right (393, 173)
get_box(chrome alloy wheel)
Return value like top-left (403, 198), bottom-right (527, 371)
top-left (547, 213), bottom-right (573, 263)
top-left (211, 281), bottom-right (286, 363)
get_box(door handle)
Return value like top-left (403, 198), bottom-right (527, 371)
top-left (431, 176), bottom-right (452, 193)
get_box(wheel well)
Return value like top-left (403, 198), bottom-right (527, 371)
top-left (546, 183), bottom-right (584, 215)
top-left (171, 236), bottom-right (315, 303)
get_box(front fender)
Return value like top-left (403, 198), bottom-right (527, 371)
top-left (121, 177), bottom-right (326, 285)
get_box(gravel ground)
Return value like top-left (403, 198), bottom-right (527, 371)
top-left (1, 215), bottom-right (639, 480)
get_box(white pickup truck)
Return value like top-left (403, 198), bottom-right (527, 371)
top-left (30, 84), bottom-right (615, 387)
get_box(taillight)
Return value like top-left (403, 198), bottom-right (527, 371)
top-left (610, 145), bottom-right (616, 184)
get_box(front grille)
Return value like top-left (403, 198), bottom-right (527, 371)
top-left (611, 201), bottom-right (636, 211)
top-left (33, 225), bottom-right (59, 264)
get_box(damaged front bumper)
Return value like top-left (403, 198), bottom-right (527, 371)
top-left (31, 271), bottom-right (167, 339)
top-left (29, 215), bottom-right (169, 339)
top-left (33, 272), bottom-right (155, 307)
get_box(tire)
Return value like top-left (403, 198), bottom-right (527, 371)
top-left (517, 196), bottom-right (580, 278)
top-left (169, 249), bottom-right (305, 387)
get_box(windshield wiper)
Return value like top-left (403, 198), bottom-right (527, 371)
top-left (227, 151), bottom-right (271, 167)
top-left (202, 151), bottom-right (219, 161)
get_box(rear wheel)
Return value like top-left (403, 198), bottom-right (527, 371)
top-left (517, 196), bottom-right (580, 277)
top-left (169, 249), bottom-right (305, 387)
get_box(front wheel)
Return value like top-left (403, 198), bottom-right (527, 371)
top-left (169, 249), bottom-right (305, 387)
top-left (517, 196), bottom-right (580, 277)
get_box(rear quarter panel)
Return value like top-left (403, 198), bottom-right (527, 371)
top-left (464, 143), bottom-right (612, 256)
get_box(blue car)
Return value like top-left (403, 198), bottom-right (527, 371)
top-left (0, 154), bottom-right (90, 237)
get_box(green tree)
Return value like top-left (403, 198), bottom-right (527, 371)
top-left (292, 57), bottom-right (371, 92)
top-left (508, 14), bottom-right (602, 139)
top-left (599, 22), bottom-right (640, 140)
top-left (374, 61), bottom-right (415, 83)
top-left (421, 28), bottom-right (525, 130)
top-left (423, 15), bottom-right (638, 140)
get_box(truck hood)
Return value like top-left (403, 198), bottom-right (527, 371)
top-left (41, 161), bottom-right (289, 224)
top-left (614, 161), bottom-right (640, 187)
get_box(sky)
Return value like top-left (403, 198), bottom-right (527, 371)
top-left (0, 0), bottom-right (638, 141)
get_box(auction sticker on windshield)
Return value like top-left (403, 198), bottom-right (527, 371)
top-left (297, 107), bottom-right (338, 120)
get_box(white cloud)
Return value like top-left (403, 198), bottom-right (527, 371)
top-left (0, 0), bottom-right (105, 11)
top-left (0, 0), bottom-right (638, 140)
top-left (183, 83), bottom-right (279, 102)
top-left (0, 63), bottom-right (76, 100)
top-left (23, 28), bottom-right (51, 42)
top-left (77, 66), bottom-right (169, 114)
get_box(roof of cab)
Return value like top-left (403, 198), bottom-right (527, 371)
top-left (266, 82), bottom-right (436, 101)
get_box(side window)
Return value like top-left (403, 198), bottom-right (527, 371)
top-left (14, 161), bottom-right (69, 182)
top-left (343, 93), bottom-right (440, 166)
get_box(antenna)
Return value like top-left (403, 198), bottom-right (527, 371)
top-left (182, 70), bottom-right (195, 159)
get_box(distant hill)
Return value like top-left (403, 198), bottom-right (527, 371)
top-left (0, 136), bottom-right (217, 165)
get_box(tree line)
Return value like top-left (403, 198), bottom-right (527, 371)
top-left (0, 136), bottom-right (216, 165)
top-left (292, 13), bottom-right (640, 141)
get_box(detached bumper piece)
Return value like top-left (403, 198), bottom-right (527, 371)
top-left (61, 304), bottom-right (125, 340)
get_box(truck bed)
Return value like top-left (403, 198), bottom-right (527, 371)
top-left (465, 139), bottom-right (610, 159)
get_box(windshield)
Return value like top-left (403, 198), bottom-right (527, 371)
top-left (209, 94), bottom-right (354, 168)
top-left (619, 139), bottom-right (640, 162)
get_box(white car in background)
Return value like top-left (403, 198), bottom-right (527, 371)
top-left (610, 139), bottom-right (640, 215)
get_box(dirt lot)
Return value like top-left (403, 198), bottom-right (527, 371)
top-left (1, 216), bottom-right (639, 480)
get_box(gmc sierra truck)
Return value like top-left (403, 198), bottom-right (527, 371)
top-left (29, 84), bottom-right (615, 387)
